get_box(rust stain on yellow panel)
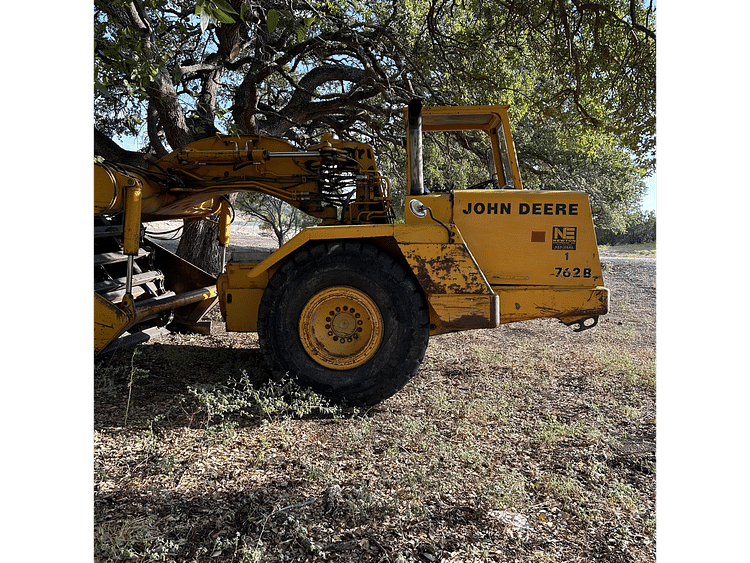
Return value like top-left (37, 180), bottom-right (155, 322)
top-left (429, 294), bottom-right (499, 335)
top-left (399, 243), bottom-right (490, 295)
top-left (497, 286), bottom-right (609, 324)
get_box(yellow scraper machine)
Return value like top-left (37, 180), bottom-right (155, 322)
top-left (94, 100), bottom-right (609, 405)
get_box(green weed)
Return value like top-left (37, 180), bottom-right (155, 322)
top-left (186, 371), bottom-right (343, 426)
top-left (204, 419), bottom-right (239, 446)
top-left (424, 385), bottom-right (450, 414)
top-left (595, 349), bottom-right (656, 388)
top-left (536, 417), bottom-right (578, 444)
top-left (94, 516), bottom-right (180, 562)
top-left (610, 480), bottom-right (639, 511)
top-left (479, 468), bottom-right (530, 509)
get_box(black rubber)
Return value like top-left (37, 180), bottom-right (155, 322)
top-left (257, 241), bottom-right (430, 406)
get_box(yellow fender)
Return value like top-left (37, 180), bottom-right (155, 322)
top-left (218, 223), bottom-right (499, 335)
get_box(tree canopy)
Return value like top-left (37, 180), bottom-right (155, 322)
top-left (95, 0), bottom-right (655, 232)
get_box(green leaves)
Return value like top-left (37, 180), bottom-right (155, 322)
top-left (95, 0), bottom-right (654, 224)
top-left (195, 0), bottom-right (239, 32)
top-left (266, 8), bottom-right (315, 43)
top-left (267, 8), bottom-right (279, 32)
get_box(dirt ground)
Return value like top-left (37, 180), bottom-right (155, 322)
top-left (144, 218), bottom-right (280, 257)
top-left (94, 227), bottom-right (656, 562)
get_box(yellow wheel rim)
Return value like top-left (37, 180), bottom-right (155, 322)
top-left (299, 287), bottom-right (384, 370)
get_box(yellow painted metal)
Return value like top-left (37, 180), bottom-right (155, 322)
top-left (94, 162), bottom-right (220, 220)
top-left (399, 241), bottom-right (491, 295)
top-left (218, 261), bottom-right (270, 332)
top-left (94, 285), bottom-right (218, 355)
top-left (218, 225), bottom-right (443, 334)
top-left (97, 103), bottom-right (610, 362)
top-left (218, 224), bottom-right (502, 336)
top-left (122, 182), bottom-right (142, 255)
top-left (162, 136), bottom-right (316, 215)
top-left (221, 224), bottom-right (453, 286)
top-left (94, 293), bottom-right (135, 355)
top-left (398, 237), bottom-right (500, 334)
top-left (132, 286), bottom-right (217, 324)
top-left (219, 209), bottom-right (604, 337)
top-left (496, 109), bottom-right (523, 190)
top-left (403, 189), bottom-right (608, 329)
top-left (497, 286), bottom-right (609, 325)
top-left (147, 133), bottom-right (390, 223)
top-left (218, 198), bottom-right (232, 247)
top-left (406, 191), bottom-right (604, 288)
top-left (298, 287), bottom-right (384, 370)
top-left (427, 294), bottom-right (499, 334)
top-left (220, 287), bottom-right (265, 332)
top-left (94, 163), bottom-right (124, 215)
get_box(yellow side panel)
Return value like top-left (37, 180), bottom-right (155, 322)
top-left (455, 191), bottom-right (603, 286)
top-left (222, 288), bottom-right (264, 332)
top-left (218, 261), bottom-right (269, 332)
top-left (232, 224), bottom-right (452, 282)
top-left (407, 191), bottom-right (603, 287)
top-left (399, 240), bottom-right (499, 335)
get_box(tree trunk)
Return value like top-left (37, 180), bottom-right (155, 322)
top-left (175, 193), bottom-right (238, 276)
top-left (173, 1), bottom-right (243, 272)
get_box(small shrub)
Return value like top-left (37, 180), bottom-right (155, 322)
top-left (186, 371), bottom-right (343, 426)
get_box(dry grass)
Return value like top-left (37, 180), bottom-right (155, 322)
top-left (94, 259), bottom-right (655, 562)
top-left (599, 243), bottom-right (655, 259)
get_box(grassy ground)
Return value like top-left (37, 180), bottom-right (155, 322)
top-left (94, 258), bottom-right (655, 562)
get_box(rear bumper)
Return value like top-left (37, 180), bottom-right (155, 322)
top-left (495, 285), bottom-right (609, 325)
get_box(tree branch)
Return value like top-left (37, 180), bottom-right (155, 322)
top-left (94, 129), bottom-right (148, 168)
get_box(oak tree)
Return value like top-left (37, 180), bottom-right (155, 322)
top-left (95, 0), bottom-right (655, 272)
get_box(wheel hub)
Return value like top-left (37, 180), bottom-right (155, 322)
top-left (299, 287), bottom-right (384, 370)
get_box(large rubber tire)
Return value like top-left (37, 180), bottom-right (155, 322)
top-left (257, 241), bottom-right (430, 406)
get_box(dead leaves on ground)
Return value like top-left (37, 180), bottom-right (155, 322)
top-left (94, 260), bottom-right (655, 562)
